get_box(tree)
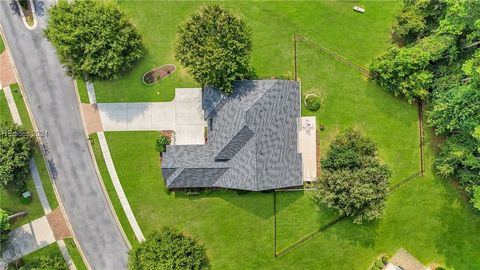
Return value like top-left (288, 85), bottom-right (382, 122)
top-left (0, 121), bottom-right (32, 191)
top-left (155, 135), bottom-right (171, 153)
top-left (19, 255), bottom-right (66, 270)
top-left (315, 129), bottom-right (391, 224)
top-left (427, 84), bottom-right (480, 135)
top-left (392, 0), bottom-right (447, 45)
top-left (435, 133), bottom-right (480, 188)
top-left (44, 0), bottom-right (143, 80)
top-left (370, 34), bottom-right (455, 102)
top-left (0, 209), bottom-right (10, 248)
top-left (175, 5), bottom-right (253, 93)
top-left (129, 227), bottom-right (208, 270)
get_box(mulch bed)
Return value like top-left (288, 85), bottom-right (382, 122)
top-left (143, 64), bottom-right (176, 85)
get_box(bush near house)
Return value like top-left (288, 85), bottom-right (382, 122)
top-left (304, 95), bottom-right (321, 111)
top-left (175, 5), bottom-right (254, 93)
top-left (315, 129), bottom-right (390, 224)
top-left (44, 0), bottom-right (143, 80)
top-left (155, 135), bottom-right (171, 153)
top-left (129, 227), bottom-right (208, 270)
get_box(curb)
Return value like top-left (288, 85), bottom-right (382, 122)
top-left (74, 79), bottom-right (133, 250)
top-left (15, 0), bottom-right (38, 31)
top-left (0, 24), bottom-right (86, 270)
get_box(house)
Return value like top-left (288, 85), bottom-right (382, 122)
top-left (161, 80), bottom-right (309, 191)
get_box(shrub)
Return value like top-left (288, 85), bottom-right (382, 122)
top-left (175, 5), bottom-right (253, 93)
top-left (129, 227), bottom-right (208, 270)
top-left (155, 135), bottom-right (171, 153)
top-left (44, 0), bottom-right (143, 80)
top-left (381, 255), bottom-right (389, 265)
top-left (0, 121), bottom-right (33, 191)
top-left (19, 255), bottom-right (66, 270)
top-left (305, 95), bottom-right (321, 111)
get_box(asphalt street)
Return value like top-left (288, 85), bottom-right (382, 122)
top-left (0, 1), bottom-right (130, 269)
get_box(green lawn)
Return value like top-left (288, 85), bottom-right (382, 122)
top-left (297, 42), bottom-right (420, 186)
top-left (89, 133), bottom-right (138, 246)
top-left (94, 1), bottom-right (398, 102)
top-left (103, 129), bottom-right (480, 269)
top-left (92, 1), bottom-right (480, 269)
top-left (0, 34), bottom-right (5, 53)
top-left (64, 238), bottom-right (88, 270)
top-left (76, 79), bottom-right (90, 104)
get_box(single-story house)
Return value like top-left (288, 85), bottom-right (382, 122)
top-left (161, 80), bottom-right (315, 191)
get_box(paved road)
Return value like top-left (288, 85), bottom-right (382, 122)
top-left (0, 2), bottom-right (130, 269)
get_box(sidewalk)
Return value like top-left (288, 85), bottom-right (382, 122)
top-left (97, 132), bottom-right (145, 242)
top-left (0, 217), bottom-right (56, 265)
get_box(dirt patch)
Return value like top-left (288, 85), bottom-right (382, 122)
top-left (0, 51), bottom-right (17, 87)
top-left (47, 208), bottom-right (72, 240)
top-left (81, 104), bottom-right (103, 134)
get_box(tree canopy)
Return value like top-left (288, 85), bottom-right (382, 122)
top-left (129, 227), bottom-right (208, 270)
top-left (44, 0), bottom-right (143, 80)
top-left (0, 121), bottom-right (32, 191)
top-left (315, 129), bottom-right (391, 224)
top-left (371, 0), bottom-right (480, 211)
top-left (175, 5), bottom-right (254, 93)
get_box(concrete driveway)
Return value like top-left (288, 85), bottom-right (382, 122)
top-left (98, 88), bottom-right (206, 145)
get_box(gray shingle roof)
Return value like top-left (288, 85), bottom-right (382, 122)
top-left (162, 80), bottom-right (303, 191)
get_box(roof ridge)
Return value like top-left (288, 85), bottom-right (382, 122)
top-left (249, 80), bottom-right (282, 191)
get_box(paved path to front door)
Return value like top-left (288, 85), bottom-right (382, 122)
top-left (97, 88), bottom-right (206, 145)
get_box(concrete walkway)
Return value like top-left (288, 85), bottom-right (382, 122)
top-left (97, 132), bottom-right (145, 242)
top-left (1, 217), bottom-right (56, 264)
top-left (3, 86), bottom-right (22, 125)
top-left (86, 80), bottom-right (96, 104)
top-left (1, 85), bottom-right (76, 269)
top-left (97, 88), bottom-right (206, 145)
top-left (298, 117), bottom-right (318, 182)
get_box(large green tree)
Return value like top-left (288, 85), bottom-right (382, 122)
top-left (315, 129), bottom-right (391, 224)
top-left (392, 0), bottom-right (447, 45)
top-left (44, 0), bottom-right (143, 80)
top-left (129, 227), bottom-right (208, 270)
top-left (370, 34), bottom-right (454, 102)
top-left (0, 121), bottom-right (32, 191)
top-left (175, 5), bottom-right (253, 93)
top-left (372, 0), bottom-right (480, 210)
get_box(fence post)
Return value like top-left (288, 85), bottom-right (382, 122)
top-left (294, 35), bottom-right (298, 81)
